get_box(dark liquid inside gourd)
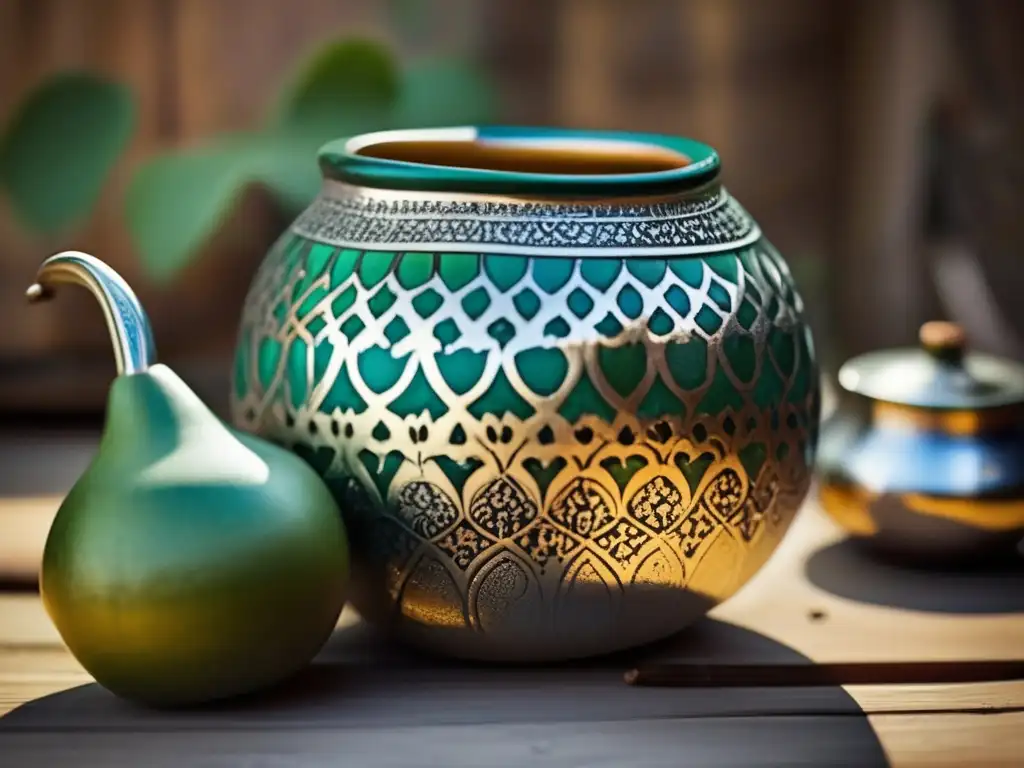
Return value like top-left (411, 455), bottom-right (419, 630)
top-left (356, 140), bottom-right (690, 175)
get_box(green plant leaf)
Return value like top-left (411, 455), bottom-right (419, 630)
top-left (0, 72), bottom-right (136, 234)
top-left (272, 38), bottom-right (400, 136)
top-left (394, 57), bottom-right (496, 129)
top-left (123, 37), bottom-right (501, 284)
top-left (125, 136), bottom-right (260, 284)
top-left (253, 130), bottom-right (326, 214)
top-left (258, 38), bottom-right (407, 215)
top-left (257, 38), bottom-right (403, 213)
top-left (126, 130), bottom-right (336, 281)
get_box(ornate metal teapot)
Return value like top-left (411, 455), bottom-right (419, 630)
top-left (818, 321), bottom-right (1024, 563)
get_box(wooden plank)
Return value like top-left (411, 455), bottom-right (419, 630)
top-left (626, 660), bottom-right (1024, 689)
top-left (0, 617), bottom-right (870, 728)
top-left (7, 502), bottom-right (1023, 666)
top-left (5, 496), bottom-right (1024, 661)
top-left (2, 711), bottom-right (1019, 768)
top-left (3, 638), bottom-right (1022, 718)
top-left (869, 712), bottom-right (1024, 768)
top-left (0, 675), bottom-right (870, 732)
top-left (852, 682), bottom-right (1024, 716)
top-left (0, 429), bottom-right (98, 583)
top-left (2, 579), bottom-right (1022, 727)
top-left (0, 594), bottom-right (63, 648)
top-left (3, 630), bottom-right (1022, 719)
top-left (3, 442), bottom-right (1023, 757)
top-left (0, 716), bottom-right (894, 767)
top-left (0, 645), bottom-right (86, 677)
top-left (7, 428), bottom-right (1022, 662)
top-left (0, 682), bottom-right (79, 719)
top-left (713, 506), bottom-right (1024, 663)
top-left (0, 497), bottom-right (58, 583)
top-left (3, 493), bottom-right (1024, 691)
top-left (2, 494), bottom-right (1022, 766)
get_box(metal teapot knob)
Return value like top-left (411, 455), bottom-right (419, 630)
top-left (919, 321), bottom-right (967, 365)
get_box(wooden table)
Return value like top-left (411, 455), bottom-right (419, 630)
top-left (1, 491), bottom-right (1022, 766)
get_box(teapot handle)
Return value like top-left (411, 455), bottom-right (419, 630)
top-left (26, 251), bottom-right (157, 376)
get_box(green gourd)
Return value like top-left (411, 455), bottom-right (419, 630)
top-left (27, 251), bottom-right (349, 707)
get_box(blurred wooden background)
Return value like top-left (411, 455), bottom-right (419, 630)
top-left (1, 0), bottom-right (1020, 418)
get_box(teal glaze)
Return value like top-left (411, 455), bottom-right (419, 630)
top-left (42, 366), bottom-right (350, 706)
top-left (28, 252), bottom-right (350, 706)
top-left (232, 126), bottom-right (820, 662)
top-left (320, 126), bottom-right (720, 196)
top-left (239, 245), bottom-right (818, 423)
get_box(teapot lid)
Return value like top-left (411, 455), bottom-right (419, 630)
top-left (837, 321), bottom-right (1024, 410)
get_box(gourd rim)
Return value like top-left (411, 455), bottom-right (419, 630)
top-left (318, 126), bottom-right (720, 196)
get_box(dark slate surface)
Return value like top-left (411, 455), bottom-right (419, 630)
top-left (0, 618), bottom-right (890, 766)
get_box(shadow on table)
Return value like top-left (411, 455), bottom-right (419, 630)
top-left (0, 618), bottom-right (890, 767)
top-left (805, 538), bottom-right (1024, 613)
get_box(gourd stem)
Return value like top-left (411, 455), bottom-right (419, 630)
top-left (26, 251), bottom-right (157, 376)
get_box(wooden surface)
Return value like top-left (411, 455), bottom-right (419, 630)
top-left (1, 486), bottom-right (1022, 766)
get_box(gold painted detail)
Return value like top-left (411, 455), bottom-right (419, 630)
top-left (872, 402), bottom-right (1024, 436)
top-left (232, 237), bottom-right (817, 641)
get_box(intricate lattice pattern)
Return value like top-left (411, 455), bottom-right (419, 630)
top-left (231, 184), bottom-right (819, 656)
top-left (292, 184), bottom-right (761, 253)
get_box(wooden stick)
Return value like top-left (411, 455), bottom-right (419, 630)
top-left (624, 660), bottom-right (1024, 688)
